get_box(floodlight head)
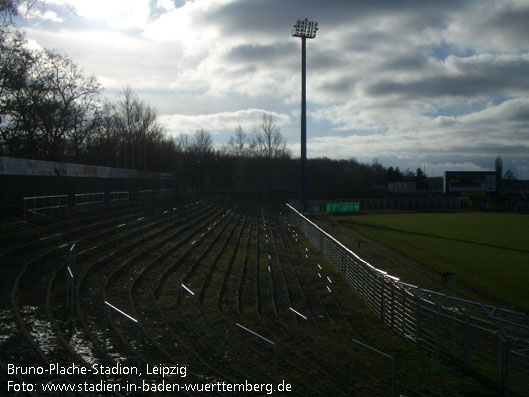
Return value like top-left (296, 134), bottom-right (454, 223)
top-left (292, 18), bottom-right (318, 39)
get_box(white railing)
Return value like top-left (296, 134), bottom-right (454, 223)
top-left (286, 203), bottom-right (529, 396)
top-left (109, 191), bottom-right (130, 205)
top-left (138, 190), bottom-right (153, 201)
top-left (23, 195), bottom-right (68, 219)
top-left (75, 192), bottom-right (105, 210)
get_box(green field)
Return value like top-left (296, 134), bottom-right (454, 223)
top-left (338, 212), bottom-right (529, 311)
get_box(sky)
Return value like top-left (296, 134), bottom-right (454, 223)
top-left (15, 0), bottom-right (529, 177)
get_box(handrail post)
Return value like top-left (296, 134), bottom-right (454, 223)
top-left (351, 338), bottom-right (395, 396)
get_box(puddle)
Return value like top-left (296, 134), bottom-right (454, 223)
top-left (21, 305), bottom-right (58, 355)
top-left (89, 326), bottom-right (130, 383)
top-left (91, 327), bottom-right (127, 364)
top-left (0, 309), bottom-right (18, 346)
top-left (70, 327), bottom-right (99, 366)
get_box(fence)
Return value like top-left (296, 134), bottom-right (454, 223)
top-left (139, 189), bottom-right (176, 201)
top-left (326, 202), bottom-right (359, 213)
top-left (351, 338), bottom-right (395, 396)
top-left (138, 190), bottom-right (153, 201)
top-left (12, 188), bottom-right (183, 223)
top-left (23, 195), bottom-right (68, 219)
top-left (155, 188), bottom-right (176, 199)
top-left (109, 191), bottom-right (130, 205)
top-left (75, 192), bottom-right (105, 210)
top-left (287, 203), bottom-right (529, 396)
top-left (308, 197), bottom-right (461, 213)
top-left (514, 202), bottom-right (529, 214)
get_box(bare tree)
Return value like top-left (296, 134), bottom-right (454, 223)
top-left (192, 129), bottom-right (213, 155)
top-left (174, 133), bottom-right (191, 153)
top-left (37, 50), bottom-right (100, 161)
top-left (0, 0), bottom-right (19, 17)
top-left (1, 48), bottom-right (100, 161)
top-left (1, 0), bottom-right (23, 32)
top-left (1, 1), bottom-right (42, 35)
top-left (109, 86), bottom-right (164, 169)
top-left (84, 104), bottom-right (118, 165)
top-left (250, 114), bottom-right (289, 159)
top-left (228, 125), bottom-right (247, 157)
top-left (0, 30), bottom-right (34, 155)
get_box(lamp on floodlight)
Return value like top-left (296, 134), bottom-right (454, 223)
top-left (292, 19), bottom-right (318, 39)
top-left (292, 18), bottom-right (318, 213)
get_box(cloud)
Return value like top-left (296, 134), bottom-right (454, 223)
top-left (379, 53), bottom-right (429, 71)
top-left (142, 0), bottom-right (223, 49)
top-left (17, 3), bottom-right (64, 22)
top-left (159, 109), bottom-right (292, 137)
top-left (307, 97), bottom-right (529, 171)
top-left (24, 38), bottom-right (44, 52)
top-left (20, 27), bottom-right (191, 93)
top-left (156, 0), bottom-right (176, 12)
top-left (367, 54), bottom-right (529, 99)
top-left (443, 1), bottom-right (529, 52)
top-left (207, 0), bottom-right (462, 38)
top-left (16, 0), bottom-right (529, 177)
top-left (317, 76), bottom-right (356, 97)
top-left (226, 42), bottom-right (297, 64)
top-left (65, 0), bottom-right (151, 30)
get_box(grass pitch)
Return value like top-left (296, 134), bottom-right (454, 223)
top-left (334, 212), bottom-right (529, 312)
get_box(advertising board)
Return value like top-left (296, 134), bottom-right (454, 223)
top-left (443, 171), bottom-right (498, 193)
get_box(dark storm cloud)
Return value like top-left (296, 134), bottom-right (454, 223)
top-left (224, 39), bottom-right (345, 72)
top-left (444, 142), bottom-right (527, 157)
top-left (379, 53), bottom-right (429, 71)
top-left (343, 31), bottom-right (392, 53)
top-left (308, 46), bottom-right (351, 70)
top-left (318, 76), bottom-right (356, 95)
top-left (481, 4), bottom-right (529, 50)
top-left (367, 76), bottom-right (496, 98)
top-left (505, 105), bottom-right (529, 123)
top-left (205, 0), bottom-right (465, 37)
top-left (367, 56), bottom-right (529, 99)
top-left (226, 42), bottom-right (296, 63)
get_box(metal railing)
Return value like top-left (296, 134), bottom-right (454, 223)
top-left (109, 191), bottom-right (130, 205)
top-left (138, 190), bottom-right (153, 201)
top-left (18, 188), bottom-right (180, 221)
top-left (75, 192), bottom-right (105, 210)
top-left (23, 195), bottom-right (68, 219)
top-left (514, 202), bottom-right (529, 214)
top-left (351, 338), bottom-right (395, 396)
top-left (287, 203), bottom-right (529, 396)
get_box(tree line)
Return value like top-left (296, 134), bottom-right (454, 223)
top-left (1, 1), bottom-right (430, 193)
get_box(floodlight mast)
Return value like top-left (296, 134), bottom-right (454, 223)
top-left (292, 19), bottom-right (318, 213)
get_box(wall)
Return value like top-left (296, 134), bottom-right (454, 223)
top-left (0, 156), bottom-right (177, 220)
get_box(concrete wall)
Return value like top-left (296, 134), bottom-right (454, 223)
top-left (0, 156), bottom-right (178, 221)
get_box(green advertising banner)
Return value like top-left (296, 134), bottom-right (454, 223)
top-left (326, 202), bottom-right (359, 213)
